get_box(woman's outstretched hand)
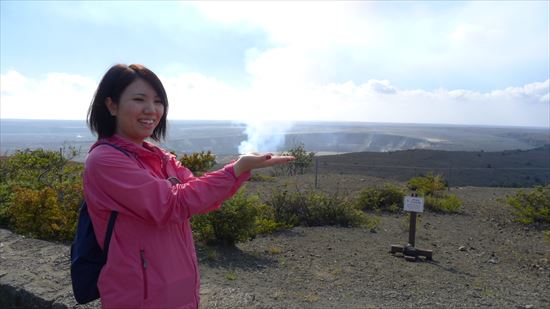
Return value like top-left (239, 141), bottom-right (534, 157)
top-left (233, 153), bottom-right (295, 177)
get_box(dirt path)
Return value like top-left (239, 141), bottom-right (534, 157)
top-left (197, 186), bottom-right (550, 309)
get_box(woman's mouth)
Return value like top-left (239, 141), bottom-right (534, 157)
top-left (138, 119), bottom-right (155, 126)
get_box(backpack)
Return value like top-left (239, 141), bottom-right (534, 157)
top-left (70, 143), bottom-right (129, 304)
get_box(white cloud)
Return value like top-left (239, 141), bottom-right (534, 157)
top-left (193, 1), bottom-right (548, 90)
top-left (160, 72), bottom-right (245, 121)
top-left (193, 1), bottom-right (373, 48)
top-left (0, 71), bottom-right (96, 120)
top-left (1, 70), bottom-right (547, 128)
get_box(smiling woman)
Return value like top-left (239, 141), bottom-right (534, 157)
top-left (104, 79), bottom-right (165, 145)
top-left (87, 64), bottom-right (168, 143)
top-left (81, 63), bottom-right (294, 308)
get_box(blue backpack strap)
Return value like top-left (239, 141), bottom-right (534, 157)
top-left (93, 143), bottom-right (130, 254)
top-left (71, 142), bottom-right (134, 304)
top-left (102, 212), bottom-right (118, 258)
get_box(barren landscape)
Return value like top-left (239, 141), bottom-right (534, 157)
top-left (197, 174), bottom-right (550, 309)
top-left (1, 120), bottom-right (549, 309)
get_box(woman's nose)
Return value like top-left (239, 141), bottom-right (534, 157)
top-left (143, 101), bottom-right (155, 113)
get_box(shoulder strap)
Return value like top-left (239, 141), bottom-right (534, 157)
top-left (93, 142), bottom-right (129, 254)
top-left (102, 212), bottom-right (118, 257)
top-left (95, 142), bottom-right (131, 158)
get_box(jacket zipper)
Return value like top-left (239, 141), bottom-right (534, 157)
top-left (140, 249), bottom-right (148, 300)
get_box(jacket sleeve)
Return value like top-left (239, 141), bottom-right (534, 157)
top-left (84, 146), bottom-right (250, 225)
top-left (170, 157), bottom-right (251, 215)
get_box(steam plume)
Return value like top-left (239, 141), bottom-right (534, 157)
top-left (238, 120), bottom-right (293, 154)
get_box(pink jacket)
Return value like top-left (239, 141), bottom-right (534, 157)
top-left (83, 135), bottom-right (250, 308)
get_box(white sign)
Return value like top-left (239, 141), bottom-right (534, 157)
top-left (404, 196), bottom-right (424, 213)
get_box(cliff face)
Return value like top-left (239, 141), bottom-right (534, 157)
top-left (0, 228), bottom-right (100, 309)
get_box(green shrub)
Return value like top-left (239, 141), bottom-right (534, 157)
top-left (355, 184), bottom-right (406, 213)
top-left (266, 187), bottom-right (369, 228)
top-left (505, 185), bottom-right (550, 225)
top-left (407, 172), bottom-right (446, 196)
top-left (191, 188), bottom-right (278, 245)
top-left (424, 194), bottom-right (461, 213)
top-left (0, 147), bottom-right (83, 240)
top-left (1, 147), bottom-right (80, 187)
top-left (179, 151), bottom-right (216, 175)
top-left (266, 187), bottom-right (305, 227)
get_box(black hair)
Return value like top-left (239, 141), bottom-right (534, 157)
top-left (87, 64), bottom-right (168, 141)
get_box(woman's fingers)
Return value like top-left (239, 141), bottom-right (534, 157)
top-left (260, 155), bottom-right (295, 167)
top-left (234, 154), bottom-right (295, 176)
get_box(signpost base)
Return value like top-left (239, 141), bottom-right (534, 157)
top-left (390, 244), bottom-right (433, 262)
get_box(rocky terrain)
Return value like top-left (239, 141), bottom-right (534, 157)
top-left (1, 173), bottom-right (548, 308)
top-left (197, 184), bottom-right (549, 309)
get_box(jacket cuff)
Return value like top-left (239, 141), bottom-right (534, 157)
top-left (224, 162), bottom-right (251, 182)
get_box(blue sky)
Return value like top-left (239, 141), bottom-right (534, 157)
top-left (1, 1), bottom-right (549, 127)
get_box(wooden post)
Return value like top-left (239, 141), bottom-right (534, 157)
top-left (408, 212), bottom-right (416, 247)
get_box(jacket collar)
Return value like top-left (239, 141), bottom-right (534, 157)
top-left (90, 134), bottom-right (167, 160)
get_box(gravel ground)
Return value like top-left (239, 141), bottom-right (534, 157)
top-left (1, 173), bottom-right (547, 308)
top-left (197, 179), bottom-right (550, 309)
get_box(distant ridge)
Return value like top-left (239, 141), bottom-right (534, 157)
top-left (316, 145), bottom-right (550, 187)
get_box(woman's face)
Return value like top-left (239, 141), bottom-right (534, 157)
top-left (106, 78), bottom-right (165, 145)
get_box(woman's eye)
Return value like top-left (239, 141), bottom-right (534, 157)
top-left (133, 98), bottom-right (144, 102)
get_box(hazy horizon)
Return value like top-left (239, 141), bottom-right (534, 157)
top-left (2, 119), bottom-right (548, 160)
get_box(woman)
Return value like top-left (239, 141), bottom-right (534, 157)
top-left (84, 63), bottom-right (294, 308)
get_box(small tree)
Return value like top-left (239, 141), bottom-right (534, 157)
top-left (273, 143), bottom-right (315, 176)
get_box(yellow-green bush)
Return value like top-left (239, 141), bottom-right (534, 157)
top-left (407, 172), bottom-right (446, 196)
top-left (0, 147), bottom-right (83, 241)
top-left (405, 173), bottom-right (461, 214)
top-left (253, 202), bottom-right (282, 234)
top-left (505, 185), bottom-right (550, 226)
top-left (191, 188), bottom-right (280, 245)
top-left (355, 183), bottom-right (406, 213)
top-left (424, 194), bottom-right (461, 213)
top-left (179, 151), bottom-right (216, 175)
top-left (8, 183), bottom-right (81, 241)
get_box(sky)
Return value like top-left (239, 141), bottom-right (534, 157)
top-left (1, 1), bottom-right (549, 127)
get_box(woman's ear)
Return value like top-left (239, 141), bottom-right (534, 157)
top-left (105, 97), bottom-right (117, 116)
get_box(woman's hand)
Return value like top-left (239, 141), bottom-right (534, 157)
top-left (233, 153), bottom-right (295, 177)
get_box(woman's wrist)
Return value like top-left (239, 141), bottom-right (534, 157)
top-left (233, 161), bottom-right (247, 178)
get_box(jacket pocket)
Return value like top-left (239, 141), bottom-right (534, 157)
top-left (140, 249), bottom-right (148, 300)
